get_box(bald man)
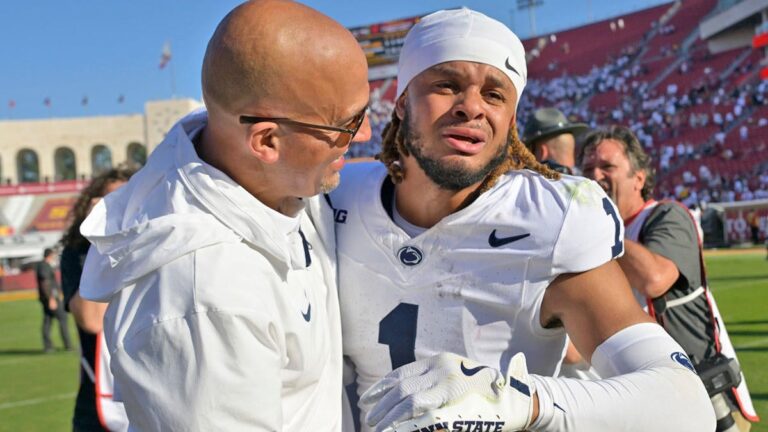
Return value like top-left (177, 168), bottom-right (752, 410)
top-left (78, 1), bottom-right (370, 430)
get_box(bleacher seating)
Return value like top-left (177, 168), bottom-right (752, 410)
top-left (356, 0), bottom-right (768, 205)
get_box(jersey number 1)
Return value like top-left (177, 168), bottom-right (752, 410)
top-left (378, 303), bottom-right (419, 370)
top-left (602, 197), bottom-right (623, 258)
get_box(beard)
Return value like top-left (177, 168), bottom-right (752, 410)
top-left (401, 108), bottom-right (510, 191)
top-left (319, 172), bottom-right (341, 194)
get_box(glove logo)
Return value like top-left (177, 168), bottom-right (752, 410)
top-left (460, 361), bottom-right (489, 376)
top-left (671, 352), bottom-right (696, 373)
top-left (397, 246), bottom-right (423, 266)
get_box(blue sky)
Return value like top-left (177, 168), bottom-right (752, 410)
top-left (0, 0), bottom-right (669, 120)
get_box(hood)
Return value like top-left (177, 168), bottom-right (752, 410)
top-left (80, 109), bottom-right (319, 301)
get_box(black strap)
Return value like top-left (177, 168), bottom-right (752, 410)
top-left (298, 229), bottom-right (312, 268)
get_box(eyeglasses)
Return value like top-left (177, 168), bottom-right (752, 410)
top-left (239, 105), bottom-right (368, 146)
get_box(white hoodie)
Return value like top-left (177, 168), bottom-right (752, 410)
top-left (80, 110), bottom-right (342, 432)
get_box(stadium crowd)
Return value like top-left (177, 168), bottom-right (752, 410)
top-left (350, 11), bottom-right (768, 213)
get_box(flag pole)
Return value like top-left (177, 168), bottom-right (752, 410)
top-left (170, 58), bottom-right (177, 99)
top-left (159, 41), bottom-right (176, 99)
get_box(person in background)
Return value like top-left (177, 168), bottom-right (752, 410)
top-left (580, 125), bottom-right (760, 432)
top-left (37, 247), bottom-right (72, 353)
top-left (61, 167), bottom-right (135, 432)
top-left (522, 107), bottom-right (588, 175)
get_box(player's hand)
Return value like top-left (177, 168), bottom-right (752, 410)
top-left (48, 297), bottom-right (58, 311)
top-left (360, 352), bottom-right (535, 432)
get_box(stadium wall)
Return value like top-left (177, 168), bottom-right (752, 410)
top-left (0, 98), bottom-right (202, 185)
top-left (700, 0), bottom-right (768, 53)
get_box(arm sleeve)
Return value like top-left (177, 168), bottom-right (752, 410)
top-left (641, 203), bottom-right (701, 292)
top-left (112, 311), bottom-right (284, 432)
top-left (552, 180), bottom-right (625, 275)
top-left (529, 323), bottom-right (715, 432)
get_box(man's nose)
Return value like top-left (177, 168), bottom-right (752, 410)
top-left (451, 90), bottom-right (485, 122)
top-left (351, 115), bottom-right (372, 144)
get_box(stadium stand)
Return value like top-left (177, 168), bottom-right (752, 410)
top-left (349, 0), bottom-right (767, 245)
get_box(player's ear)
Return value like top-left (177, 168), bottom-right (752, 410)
top-left (247, 122), bottom-right (280, 164)
top-left (395, 92), bottom-right (407, 121)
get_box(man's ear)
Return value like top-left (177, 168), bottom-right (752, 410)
top-left (247, 122), bottom-right (280, 164)
top-left (635, 169), bottom-right (647, 192)
top-left (394, 93), bottom-right (407, 121)
top-left (537, 143), bottom-right (549, 161)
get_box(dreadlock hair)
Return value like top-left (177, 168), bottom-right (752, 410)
top-left (376, 109), bottom-right (560, 206)
top-left (59, 165), bottom-right (136, 249)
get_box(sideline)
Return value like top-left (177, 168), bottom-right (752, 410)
top-left (703, 247), bottom-right (763, 257)
top-left (0, 290), bottom-right (36, 303)
top-left (0, 392), bottom-right (75, 410)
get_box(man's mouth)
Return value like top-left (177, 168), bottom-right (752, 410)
top-left (442, 127), bottom-right (487, 155)
top-left (330, 150), bottom-right (348, 170)
top-left (597, 181), bottom-right (612, 195)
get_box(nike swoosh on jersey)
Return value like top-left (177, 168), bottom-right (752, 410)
top-left (460, 361), bottom-right (489, 376)
top-left (488, 229), bottom-right (530, 247)
top-left (302, 303), bottom-right (311, 322)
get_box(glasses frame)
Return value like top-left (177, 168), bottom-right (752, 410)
top-left (239, 105), bottom-right (368, 144)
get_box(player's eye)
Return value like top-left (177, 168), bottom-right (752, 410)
top-left (435, 82), bottom-right (458, 92)
top-left (485, 91), bottom-right (505, 102)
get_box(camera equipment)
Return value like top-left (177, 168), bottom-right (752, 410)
top-left (695, 354), bottom-right (742, 432)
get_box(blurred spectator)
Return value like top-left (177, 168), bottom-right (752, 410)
top-left (522, 107), bottom-right (588, 174)
top-left (36, 248), bottom-right (72, 353)
top-left (747, 210), bottom-right (760, 245)
top-left (739, 125), bottom-right (748, 141)
top-left (61, 167), bottom-right (134, 431)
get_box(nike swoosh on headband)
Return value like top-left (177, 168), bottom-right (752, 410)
top-left (505, 57), bottom-right (525, 82)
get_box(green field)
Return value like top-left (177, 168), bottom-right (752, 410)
top-left (0, 251), bottom-right (766, 431)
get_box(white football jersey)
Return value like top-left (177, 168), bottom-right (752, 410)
top-left (330, 162), bottom-right (623, 426)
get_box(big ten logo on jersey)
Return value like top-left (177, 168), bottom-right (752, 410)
top-left (333, 208), bottom-right (348, 223)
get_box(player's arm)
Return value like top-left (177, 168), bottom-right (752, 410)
top-left (529, 260), bottom-right (715, 431)
top-left (541, 260), bottom-right (652, 363)
top-left (360, 263), bottom-right (714, 432)
top-left (618, 238), bottom-right (678, 298)
top-left (112, 310), bottom-right (284, 431)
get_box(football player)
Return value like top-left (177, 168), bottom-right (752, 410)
top-left (330, 8), bottom-right (715, 432)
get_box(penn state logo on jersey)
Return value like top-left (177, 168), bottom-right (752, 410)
top-left (397, 246), bottom-right (423, 266)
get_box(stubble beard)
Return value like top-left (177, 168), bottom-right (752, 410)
top-left (401, 108), bottom-right (510, 191)
top-left (320, 172), bottom-right (340, 194)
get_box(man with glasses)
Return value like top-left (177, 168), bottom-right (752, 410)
top-left (78, 1), bottom-right (370, 430)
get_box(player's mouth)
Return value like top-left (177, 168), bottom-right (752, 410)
top-left (442, 127), bottom-right (487, 155)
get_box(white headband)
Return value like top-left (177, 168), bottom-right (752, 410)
top-left (396, 7), bottom-right (527, 108)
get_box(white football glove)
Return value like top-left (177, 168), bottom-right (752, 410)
top-left (360, 352), bottom-right (535, 432)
